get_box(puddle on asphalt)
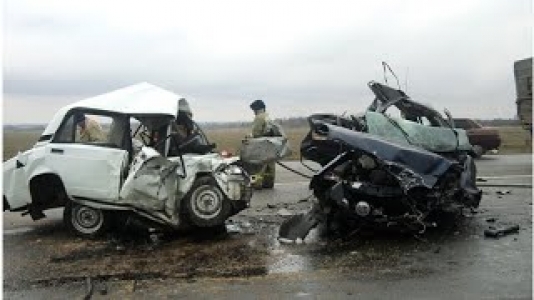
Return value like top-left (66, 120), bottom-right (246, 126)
top-left (268, 254), bottom-right (313, 274)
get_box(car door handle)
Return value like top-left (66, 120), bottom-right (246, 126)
top-left (51, 148), bottom-right (64, 154)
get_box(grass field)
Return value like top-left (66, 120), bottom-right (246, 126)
top-left (3, 129), bottom-right (44, 161)
top-left (493, 126), bottom-right (533, 154)
top-left (3, 126), bottom-right (531, 161)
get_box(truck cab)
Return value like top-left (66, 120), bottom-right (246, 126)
top-left (514, 58), bottom-right (532, 133)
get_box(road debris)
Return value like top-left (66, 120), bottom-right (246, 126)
top-left (84, 277), bottom-right (94, 300)
top-left (225, 219), bottom-right (255, 235)
top-left (484, 224), bottom-right (520, 238)
top-left (99, 282), bottom-right (108, 296)
top-left (276, 208), bottom-right (293, 217)
top-left (225, 223), bottom-right (241, 234)
top-left (496, 190), bottom-right (512, 195)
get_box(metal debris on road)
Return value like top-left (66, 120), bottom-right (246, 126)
top-left (484, 224), bottom-right (520, 238)
top-left (277, 208), bottom-right (293, 217)
top-left (84, 277), bottom-right (94, 300)
top-left (225, 223), bottom-right (241, 234)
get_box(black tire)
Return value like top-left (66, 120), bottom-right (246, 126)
top-left (472, 145), bottom-right (485, 158)
top-left (183, 176), bottom-right (231, 227)
top-left (63, 201), bottom-right (109, 237)
top-left (4, 196), bottom-right (11, 211)
top-left (262, 177), bottom-right (275, 189)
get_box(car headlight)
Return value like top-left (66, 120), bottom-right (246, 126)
top-left (226, 165), bottom-right (243, 175)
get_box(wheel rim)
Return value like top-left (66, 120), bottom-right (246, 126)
top-left (190, 185), bottom-right (224, 220)
top-left (473, 145), bottom-right (484, 157)
top-left (71, 205), bottom-right (104, 235)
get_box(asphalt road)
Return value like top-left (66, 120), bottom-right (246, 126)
top-left (3, 154), bottom-right (532, 299)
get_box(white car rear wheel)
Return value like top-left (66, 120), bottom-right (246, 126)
top-left (64, 202), bottom-right (109, 237)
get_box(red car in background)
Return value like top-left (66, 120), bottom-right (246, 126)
top-left (453, 118), bottom-right (501, 157)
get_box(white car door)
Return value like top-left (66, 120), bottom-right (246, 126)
top-left (47, 112), bottom-right (130, 202)
top-left (45, 144), bottom-right (128, 201)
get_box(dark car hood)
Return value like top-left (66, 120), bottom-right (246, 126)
top-left (316, 122), bottom-right (456, 187)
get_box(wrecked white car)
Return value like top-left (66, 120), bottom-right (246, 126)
top-left (4, 83), bottom-right (252, 237)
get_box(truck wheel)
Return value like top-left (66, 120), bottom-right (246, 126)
top-left (64, 201), bottom-right (109, 237)
top-left (184, 176), bottom-right (231, 227)
top-left (472, 145), bottom-right (485, 158)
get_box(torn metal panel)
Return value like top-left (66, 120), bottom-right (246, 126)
top-left (119, 147), bottom-right (180, 224)
top-left (118, 148), bottom-right (251, 226)
top-left (3, 152), bottom-right (33, 209)
top-left (239, 136), bottom-right (292, 165)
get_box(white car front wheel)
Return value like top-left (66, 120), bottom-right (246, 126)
top-left (64, 202), bottom-right (109, 237)
top-left (184, 177), bottom-right (231, 227)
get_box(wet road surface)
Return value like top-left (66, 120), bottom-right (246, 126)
top-left (3, 154), bottom-right (532, 299)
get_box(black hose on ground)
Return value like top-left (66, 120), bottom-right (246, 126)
top-left (276, 161), bottom-right (314, 179)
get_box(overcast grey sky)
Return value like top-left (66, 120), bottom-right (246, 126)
top-left (3, 0), bottom-right (532, 124)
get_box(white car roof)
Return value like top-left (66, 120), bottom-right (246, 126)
top-left (41, 82), bottom-right (185, 136)
top-left (69, 82), bottom-right (183, 115)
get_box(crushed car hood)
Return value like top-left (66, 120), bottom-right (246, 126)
top-left (314, 122), bottom-right (456, 187)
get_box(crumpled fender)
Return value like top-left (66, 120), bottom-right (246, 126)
top-left (177, 154), bottom-right (247, 201)
top-left (239, 136), bottom-right (292, 165)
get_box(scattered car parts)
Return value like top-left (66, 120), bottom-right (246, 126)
top-left (484, 224), bottom-right (520, 238)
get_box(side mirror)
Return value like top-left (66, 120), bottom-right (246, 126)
top-left (443, 109), bottom-right (455, 128)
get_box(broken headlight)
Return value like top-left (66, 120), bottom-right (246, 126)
top-left (225, 165), bottom-right (243, 175)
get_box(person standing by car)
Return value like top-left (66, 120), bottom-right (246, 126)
top-left (74, 113), bottom-right (105, 143)
top-left (247, 99), bottom-right (276, 189)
